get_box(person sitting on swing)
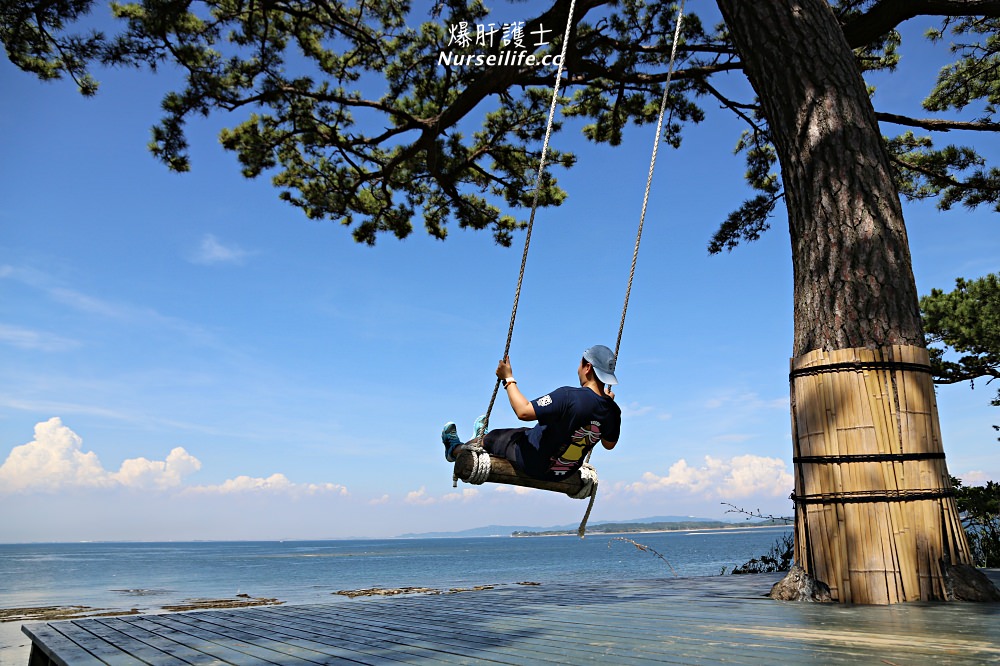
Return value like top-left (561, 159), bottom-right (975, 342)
top-left (442, 345), bottom-right (622, 481)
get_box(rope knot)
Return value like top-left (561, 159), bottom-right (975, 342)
top-left (464, 446), bottom-right (492, 485)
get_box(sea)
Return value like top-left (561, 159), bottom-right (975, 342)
top-left (0, 526), bottom-right (791, 664)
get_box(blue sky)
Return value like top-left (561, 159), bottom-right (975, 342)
top-left (1, 5), bottom-right (997, 541)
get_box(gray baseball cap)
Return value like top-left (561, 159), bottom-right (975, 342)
top-left (583, 345), bottom-right (618, 385)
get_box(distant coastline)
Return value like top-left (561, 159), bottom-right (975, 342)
top-left (512, 519), bottom-right (791, 537)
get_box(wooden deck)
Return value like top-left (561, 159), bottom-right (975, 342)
top-left (22, 571), bottom-right (1000, 665)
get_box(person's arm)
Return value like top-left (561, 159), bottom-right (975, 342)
top-left (497, 357), bottom-right (536, 421)
top-left (602, 394), bottom-right (619, 450)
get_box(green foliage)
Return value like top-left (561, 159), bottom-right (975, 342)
top-left (708, 128), bottom-right (780, 254)
top-left (921, 273), bottom-right (1000, 439)
top-left (952, 477), bottom-right (1000, 568)
top-left (2, 1), bottom-right (999, 246)
top-left (885, 17), bottom-right (1000, 217)
top-left (0, 0), bottom-right (103, 94)
top-left (729, 530), bottom-right (794, 575)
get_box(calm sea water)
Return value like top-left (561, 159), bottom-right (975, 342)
top-left (0, 527), bottom-right (791, 664)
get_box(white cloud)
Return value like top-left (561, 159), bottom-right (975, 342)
top-left (625, 454), bottom-right (793, 499)
top-left (404, 486), bottom-right (479, 505)
top-left (116, 448), bottom-right (202, 490)
top-left (958, 470), bottom-right (990, 486)
top-left (0, 418), bottom-right (200, 492)
top-left (493, 485), bottom-right (538, 496)
top-left (191, 234), bottom-right (254, 266)
top-left (0, 418), bottom-right (110, 491)
top-left (185, 473), bottom-right (348, 497)
top-left (0, 324), bottom-right (80, 352)
top-left (0, 419), bottom-right (344, 498)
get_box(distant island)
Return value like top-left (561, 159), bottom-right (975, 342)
top-left (512, 519), bottom-right (790, 537)
top-left (396, 515), bottom-right (792, 539)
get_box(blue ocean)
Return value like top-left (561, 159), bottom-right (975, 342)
top-left (0, 527), bottom-right (791, 664)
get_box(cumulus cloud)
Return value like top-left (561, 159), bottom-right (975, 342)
top-left (0, 419), bottom-right (345, 497)
top-left (191, 234), bottom-right (254, 266)
top-left (404, 486), bottom-right (478, 505)
top-left (116, 448), bottom-right (202, 490)
top-left (625, 454), bottom-right (793, 499)
top-left (0, 418), bottom-right (200, 492)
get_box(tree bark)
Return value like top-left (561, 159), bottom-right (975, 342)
top-left (717, 0), bottom-right (922, 357)
top-left (715, 0), bottom-right (994, 603)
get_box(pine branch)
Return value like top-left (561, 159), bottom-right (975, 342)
top-left (877, 111), bottom-right (1000, 133)
top-left (842, 0), bottom-right (1000, 49)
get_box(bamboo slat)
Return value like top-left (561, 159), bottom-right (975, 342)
top-left (788, 344), bottom-right (973, 603)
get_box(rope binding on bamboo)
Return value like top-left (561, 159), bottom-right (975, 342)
top-left (790, 489), bottom-right (956, 505)
top-left (793, 452), bottom-right (946, 464)
top-left (789, 358), bottom-right (933, 380)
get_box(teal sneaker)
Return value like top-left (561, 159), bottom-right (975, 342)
top-left (473, 414), bottom-right (488, 440)
top-left (442, 422), bottom-right (462, 463)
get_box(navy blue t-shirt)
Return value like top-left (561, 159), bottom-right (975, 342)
top-left (523, 386), bottom-right (621, 479)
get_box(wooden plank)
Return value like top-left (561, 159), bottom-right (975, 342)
top-left (133, 612), bottom-right (323, 665)
top-left (120, 615), bottom-right (280, 665)
top-left (183, 607), bottom-right (425, 665)
top-left (239, 603), bottom-right (492, 665)
top-left (262, 603), bottom-right (524, 665)
top-left (38, 622), bottom-right (149, 666)
top-left (72, 618), bottom-right (189, 665)
top-left (329, 604), bottom-right (754, 665)
top-left (159, 611), bottom-right (336, 665)
top-left (88, 617), bottom-right (231, 665)
top-left (350, 596), bottom-right (822, 665)
top-left (298, 602), bottom-right (672, 665)
top-left (203, 608), bottom-right (413, 665)
top-left (21, 624), bottom-right (105, 666)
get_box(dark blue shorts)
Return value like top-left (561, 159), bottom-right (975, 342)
top-left (481, 427), bottom-right (532, 472)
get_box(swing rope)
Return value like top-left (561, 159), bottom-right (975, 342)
top-left (575, 1), bottom-right (686, 536)
top-left (613, 0), bottom-right (687, 364)
top-left (469, 1), bottom-right (687, 537)
top-left (479, 0), bottom-right (580, 438)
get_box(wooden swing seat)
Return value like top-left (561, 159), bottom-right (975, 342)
top-left (452, 449), bottom-right (589, 497)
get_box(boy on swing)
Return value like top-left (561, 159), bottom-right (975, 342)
top-left (442, 345), bottom-right (622, 481)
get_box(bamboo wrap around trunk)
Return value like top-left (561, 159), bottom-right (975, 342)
top-left (789, 345), bottom-right (972, 604)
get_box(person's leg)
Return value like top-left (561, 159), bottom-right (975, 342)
top-left (480, 428), bottom-right (530, 471)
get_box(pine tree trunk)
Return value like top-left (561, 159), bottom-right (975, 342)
top-left (715, 0), bottom-right (997, 603)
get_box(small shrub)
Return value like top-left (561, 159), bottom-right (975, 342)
top-left (730, 530), bottom-right (794, 575)
top-left (953, 477), bottom-right (1000, 568)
